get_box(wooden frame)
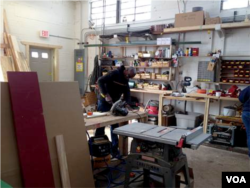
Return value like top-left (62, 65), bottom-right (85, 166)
top-left (21, 41), bottom-right (62, 81)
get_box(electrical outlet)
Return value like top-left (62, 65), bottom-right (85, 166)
top-left (179, 71), bottom-right (183, 75)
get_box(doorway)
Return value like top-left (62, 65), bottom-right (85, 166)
top-left (21, 41), bottom-right (62, 81)
top-left (30, 47), bottom-right (53, 81)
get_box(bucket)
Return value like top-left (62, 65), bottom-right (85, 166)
top-left (223, 106), bottom-right (236, 117)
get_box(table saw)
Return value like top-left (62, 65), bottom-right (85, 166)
top-left (114, 123), bottom-right (211, 188)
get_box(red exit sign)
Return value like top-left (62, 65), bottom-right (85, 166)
top-left (40, 30), bottom-right (49, 38)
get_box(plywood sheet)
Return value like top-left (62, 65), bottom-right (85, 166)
top-left (7, 72), bottom-right (55, 188)
top-left (1, 82), bottom-right (94, 188)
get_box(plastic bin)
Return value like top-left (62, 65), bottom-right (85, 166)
top-left (175, 112), bottom-right (204, 129)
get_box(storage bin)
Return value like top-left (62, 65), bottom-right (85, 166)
top-left (175, 112), bottom-right (204, 129)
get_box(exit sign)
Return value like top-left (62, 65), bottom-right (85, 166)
top-left (40, 30), bottom-right (49, 38)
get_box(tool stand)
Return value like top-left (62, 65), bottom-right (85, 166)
top-left (114, 123), bottom-right (211, 188)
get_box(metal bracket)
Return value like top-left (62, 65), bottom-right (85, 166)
top-left (215, 24), bottom-right (225, 38)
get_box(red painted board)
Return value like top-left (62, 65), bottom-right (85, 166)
top-left (7, 72), bottom-right (55, 188)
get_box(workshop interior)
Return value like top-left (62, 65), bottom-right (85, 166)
top-left (1, 0), bottom-right (250, 188)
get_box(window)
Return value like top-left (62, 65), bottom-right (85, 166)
top-left (90, 0), bottom-right (151, 26)
top-left (42, 53), bottom-right (48, 59)
top-left (222, 0), bottom-right (249, 10)
top-left (31, 52), bottom-right (39, 58)
top-left (90, 0), bottom-right (117, 26)
top-left (120, 0), bottom-right (151, 22)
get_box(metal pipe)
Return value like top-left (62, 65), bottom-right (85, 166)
top-left (49, 34), bottom-right (80, 41)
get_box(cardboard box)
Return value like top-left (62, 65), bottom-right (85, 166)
top-left (175, 11), bottom-right (204, 27)
top-left (205, 17), bottom-right (221, 25)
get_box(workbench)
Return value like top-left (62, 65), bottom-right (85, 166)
top-left (85, 111), bottom-right (148, 130)
top-left (158, 93), bottom-right (240, 133)
top-left (85, 111), bottom-right (148, 155)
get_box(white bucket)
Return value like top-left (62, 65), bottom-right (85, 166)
top-left (223, 106), bottom-right (236, 117)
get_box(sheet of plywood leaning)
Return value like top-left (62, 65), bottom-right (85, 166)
top-left (1, 82), bottom-right (94, 187)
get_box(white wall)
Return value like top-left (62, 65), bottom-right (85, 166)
top-left (3, 0), bottom-right (77, 81)
top-left (81, 0), bottom-right (250, 116)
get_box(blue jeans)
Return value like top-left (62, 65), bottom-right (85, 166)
top-left (95, 100), bottom-right (119, 155)
top-left (242, 111), bottom-right (250, 157)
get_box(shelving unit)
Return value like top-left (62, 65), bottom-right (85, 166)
top-left (220, 59), bottom-right (250, 85)
top-left (163, 22), bottom-right (250, 34)
top-left (99, 43), bottom-right (176, 94)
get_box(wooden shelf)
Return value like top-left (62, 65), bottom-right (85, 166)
top-left (132, 78), bottom-right (170, 81)
top-left (134, 66), bottom-right (171, 69)
top-left (100, 57), bottom-right (135, 60)
top-left (198, 81), bottom-right (250, 86)
top-left (163, 96), bottom-right (206, 103)
top-left (186, 93), bottom-right (240, 102)
top-left (178, 56), bottom-right (211, 58)
top-left (130, 89), bottom-right (172, 95)
top-left (101, 66), bottom-right (171, 69)
top-left (138, 57), bottom-right (172, 60)
top-left (163, 22), bottom-right (250, 34)
top-left (219, 82), bottom-right (250, 86)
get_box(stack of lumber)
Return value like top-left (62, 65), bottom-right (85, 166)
top-left (1, 9), bottom-right (30, 81)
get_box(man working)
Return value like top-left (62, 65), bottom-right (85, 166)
top-left (96, 65), bottom-right (136, 157)
top-left (239, 86), bottom-right (250, 158)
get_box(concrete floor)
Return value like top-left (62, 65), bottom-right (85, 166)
top-left (91, 127), bottom-right (250, 188)
top-left (183, 146), bottom-right (250, 188)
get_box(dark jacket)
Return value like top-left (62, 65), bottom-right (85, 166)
top-left (97, 66), bottom-right (130, 103)
top-left (239, 86), bottom-right (250, 112)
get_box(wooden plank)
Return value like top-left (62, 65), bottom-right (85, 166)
top-left (17, 52), bottom-right (30, 71)
top-left (158, 94), bottom-right (163, 126)
top-left (55, 135), bottom-right (71, 188)
top-left (7, 34), bottom-right (21, 71)
top-left (203, 98), bottom-right (210, 133)
top-left (7, 72), bottom-right (55, 187)
top-left (186, 93), bottom-right (240, 102)
top-left (119, 122), bottom-right (129, 156)
top-left (163, 22), bottom-right (250, 34)
top-left (8, 35), bottom-right (29, 72)
top-left (164, 25), bottom-right (215, 33)
top-left (3, 33), bottom-right (12, 56)
top-left (3, 9), bottom-right (10, 33)
top-left (163, 96), bottom-right (206, 103)
top-left (0, 56), bottom-right (15, 81)
top-left (85, 111), bottom-right (148, 130)
top-left (0, 44), bottom-right (9, 49)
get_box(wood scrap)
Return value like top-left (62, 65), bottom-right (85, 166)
top-left (55, 135), bottom-right (71, 188)
top-left (3, 33), bottom-right (12, 56)
top-left (7, 34), bottom-right (30, 72)
top-left (0, 56), bottom-right (15, 81)
top-left (17, 52), bottom-right (30, 71)
top-left (3, 9), bottom-right (10, 33)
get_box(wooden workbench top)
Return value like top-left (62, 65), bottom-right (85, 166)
top-left (85, 111), bottom-right (148, 130)
top-left (185, 93), bottom-right (240, 102)
top-left (162, 95), bottom-right (206, 103)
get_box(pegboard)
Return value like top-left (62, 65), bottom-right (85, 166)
top-left (197, 61), bottom-right (216, 82)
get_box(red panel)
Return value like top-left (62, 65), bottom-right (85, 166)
top-left (7, 72), bottom-right (55, 188)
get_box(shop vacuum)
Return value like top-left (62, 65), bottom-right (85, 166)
top-left (145, 100), bottom-right (159, 125)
